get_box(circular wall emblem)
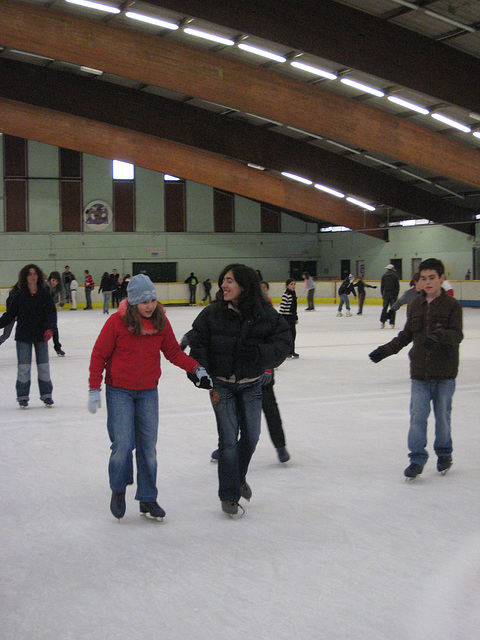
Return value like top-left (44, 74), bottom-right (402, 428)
top-left (84, 200), bottom-right (113, 231)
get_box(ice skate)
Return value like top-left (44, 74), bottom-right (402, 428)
top-left (211, 448), bottom-right (219, 462)
top-left (110, 491), bottom-right (126, 520)
top-left (240, 481), bottom-right (252, 501)
top-left (336, 312), bottom-right (343, 317)
top-left (291, 352), bottom-right (300, 359)
top-left (140, 501), bottom-right (165, 521)
top-left (221, 500), bottom-right (245, 518)
top-left (18, 399), bottom-right (28, 408)
top-left (404, 462), bottom-right (423, 480)
top-left (43, 398), bottom-right (54, 407)
top-left (277, 446), bottom-right (290, 463)
top-left (380, 322), bottom-right (385, 328)
top-left (55, 348), bottom-right (65, 356)
top-left (437, 455), bottom-right (452, 475)
top-left (346, 310), bottom-right (352, 317)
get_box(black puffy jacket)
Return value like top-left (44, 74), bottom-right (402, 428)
top-left (0, 287), bottom-right (57, 343)
top-left (188, 300), bottom-right (292, 381)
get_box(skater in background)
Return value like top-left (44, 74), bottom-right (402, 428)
top-left (46, 272), bottom-right (66, 356)
top-left (337, 274), bottom-right (356, 317)
top-left (278, 278), bottom-right (299, 358)
top-left (109, 269), bottom-right (120, 308)
top-left (187, 264), bottom-right (291, 516)
top-left (88, 274), bottom-right (212, 521)
top-left (369, 258), bottom-right (463, 479)
top-left (201, 278), bottom-right (212, 305)
top-left (0, 283), bottom-right (19, 346)
top-left (380, 264), bottom-right (400, 328)
top-left (98, 271), bottom-right (112, 314)
top-left (84, 270), bottom-right (94, 310)
top-left (303, 272), bottom-right (315, 311)
top-left (62, 265), bottom-right (73, 304)
top-left (0, 264), bottom-right (56, 407)
top-left (69, 276), bottom-right (78, 310)
top-left (185, 272), bottom-right (199, 305)
top-left (119, 274), bottom-right (130, 301)
top-left (389, 273), bottom-right (421, 319)
top-left (352, 276), bottom-right (377, 315)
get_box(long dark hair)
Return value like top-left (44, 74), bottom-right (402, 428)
top-left (18, 264), bottom-right (45, 290)
top-left (217, 263), bottom-right (267, 316)
top-left (123, 302), bottom-right (166, 335)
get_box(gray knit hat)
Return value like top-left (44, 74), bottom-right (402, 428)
top-left (127, 274), bottom-right (157, 305)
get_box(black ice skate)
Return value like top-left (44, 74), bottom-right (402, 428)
top-left (277, 446), bottom-right (290, 463)
top-left (110, 491), bottom-right (126, 520)
top-left (18, 399), bottom-right (28, 408)
top-left (43, 398), bottom-right (54, 407)
top-left (437, 455), bottom-right (452, 475)
top-left (221, 500), bottom-right (245, 518)
top-left (404, 463), bottom-right (423, 480)
top-left (240, 482), bottom-right (252, 501)
top-left (140, 501), bottom-right (165, 521)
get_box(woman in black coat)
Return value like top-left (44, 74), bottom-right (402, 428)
top-left (0, 264), bottom-right (57, 407)
top-left (187, 264), bottom-right (291, 516)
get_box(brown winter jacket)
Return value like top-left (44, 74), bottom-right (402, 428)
top-left (378, 290), bottom-right (463, 380)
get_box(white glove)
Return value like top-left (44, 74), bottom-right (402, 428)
top-left (88, 389), bottom-right (101, 414)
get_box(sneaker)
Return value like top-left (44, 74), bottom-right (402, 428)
top-left (240, 482), bottom-right (252, 501)
top-left (277, 446), bottom-right (290, 463)
top-left (55, 348), bottom-right (65, 356)
top-left (211, 448), bottom-right (219, 461)
top-left (43, 398), bottom-right (54, 407)
top-left (336, 312), bottom-right (343, 317)
top-left (140, 501), bottom-right (166, 519)
top-left (437, 455), bottom-right (452, 473)
top-left (110, 491), bottom-right (126, 519)
top-left (221, 500), bottom-right (239, 515)
top-left (404, 463), bottom-right (423, 479)
top-left (18, 399), bottom-right (28, 408)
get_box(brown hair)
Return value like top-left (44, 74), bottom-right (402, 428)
top-left (123, 301), bottom-right (166, 335)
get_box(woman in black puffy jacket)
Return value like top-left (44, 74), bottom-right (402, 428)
top-left (188, 264), bottom-right (291, 517)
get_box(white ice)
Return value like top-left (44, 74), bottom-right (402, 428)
top-left (1, 303), bottom-right (479, 640)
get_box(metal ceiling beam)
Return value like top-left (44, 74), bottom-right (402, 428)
top-left (0, 97), bottom-right (385, 237)
top-left (143, 0), bottom-right (480, 115)
top-left (1, 0), bottom-right (480, 193)
top-left (0, 58), bottom-right (474, 235)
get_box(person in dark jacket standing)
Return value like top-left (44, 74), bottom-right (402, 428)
top-left (352, 276), bottom-right (377, 315)
top-left (187, 264), bottom-right (292, 516)
top-left (337, 274), bottom-right (356, 317)
top-left (98, 271), bottom-right (111, 314)
top-left (380, 264), bottom-right (400, 328)
top-left (0, 264), bottom-right (57, 407)
top-left (279, 278), bottom-right (299, 358)
top-left (369, 258), bottom-right (463, 479)
top-left (185, 272), bottom-right (199, 305)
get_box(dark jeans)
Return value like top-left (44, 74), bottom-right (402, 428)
top-left (85, 288), bottom-right (93, 309)
top-left (306, 289), bottom-right (315, 310)
top-left (212, 379), bottom-right (262, 502)
top-left (16, 340), bottom-right (53, 401)
top-left (282, 315), bottom-right (296, 355)
top-left (262, 380), bottom-right (286, 449)
top-left (380, 294), bottom-right (397, 324)
top-left (189, 285), bottom-right (197, 305)
top-left (357, 292), bottom-right (365, 314)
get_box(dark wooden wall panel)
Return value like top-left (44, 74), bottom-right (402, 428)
top-left (164, 181), bottom-right (186, 232)
top-left (60, 180), bottom-right (82, 232)
top-left (113, 181), bottom-right (135, 232)
top-left (213, 189), bottom-right (234, 233)
top-left (5, 179), bottom-right (27, 231)
top-left (261, 205), bottom-right (280, 233)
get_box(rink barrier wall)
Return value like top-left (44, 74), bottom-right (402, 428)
top-left (1, 280), bottom-right (479, 310)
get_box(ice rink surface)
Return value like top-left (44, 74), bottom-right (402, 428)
top-left (1, 301), bottom-right (479, 640)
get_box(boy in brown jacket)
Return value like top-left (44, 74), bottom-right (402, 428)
top-left (369, 258), bottom-right (463, 479)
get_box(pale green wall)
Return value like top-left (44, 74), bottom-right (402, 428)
top-left (235, 195), bottom-right (260, 232)
top-left (29, 181), bottom-right (60, 232)
top-left (29, 141), bottom-right (58, 178)
top-left (135, 167), bottom-right (164, 232)
top-left (187, 182), bottom-right (212, 232)
top-left (0, 135), bottom-right (4, 233)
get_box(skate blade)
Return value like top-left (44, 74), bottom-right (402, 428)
top-left (140, 513), bottom-right (165, 522)
top-left (226, 504), bottom-right (245, 519)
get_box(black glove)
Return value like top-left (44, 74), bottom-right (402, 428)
top-left (369, 346), bottom-right (388, 363)
top-left (424, 332), bottom-right (440, 351)
top-left (188, 367), bottom-right (213, 389)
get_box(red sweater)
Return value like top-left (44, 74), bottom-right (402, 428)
top-left (89, 303), bottom-right (199, 390)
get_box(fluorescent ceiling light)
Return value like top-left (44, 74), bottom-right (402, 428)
top-left (65, 0), bottom-right (120, 13)
top-left (476, 214), bottom-right (480, 220)
top-left (237, 43), bottom-right (286, 63)
top-left (387, 96), bottom-right (429, 115)
top-left (281, 172), bottom-right (312, 185)
top-left (390, 0), bottom-right (419, 8)
top-left (290, 61), bottom-right (337, 80)
top-left (320, 226), bottom-right (351, 233)
top-left (340, 78), bottom-right (385, 97)
top-left (346, 197), bottom-right (376, 211)
top-left (473, 131), bottom-right (480, 139)
top-left (125, 11), bottom-right (178, 30)
top-left (470, 113), bottom-right (480, 122)
top-left (431, 113), bottom-right (471, 133)
top-left (314, 184), bottom-right (345, 198)
top-left (80, 66), bottom-right (103, 75)
top-left (424, 10), bottom-right (475, 33)
top-left (400, 219), bottom-right (416, 226)
top-left (183, 28), bottom-right (234, 46)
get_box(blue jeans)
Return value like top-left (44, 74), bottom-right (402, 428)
top-left (16, 341), bottom-right (53, 401)
top-left (106, 386), bottom-right (159, 501)
top-left (102, 292), bottom-right (111, 314)
top-left (212, 379), bottom-right (262, 501)
top-left (408, 379), bottom-right (455, 466)
top-left (85, 288), bottom-right (93, 309)
top-left (338, 293), bottom-right (350, 311)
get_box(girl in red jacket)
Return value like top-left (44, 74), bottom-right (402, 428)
top-left (88, 274), bottom-right (212, 521)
